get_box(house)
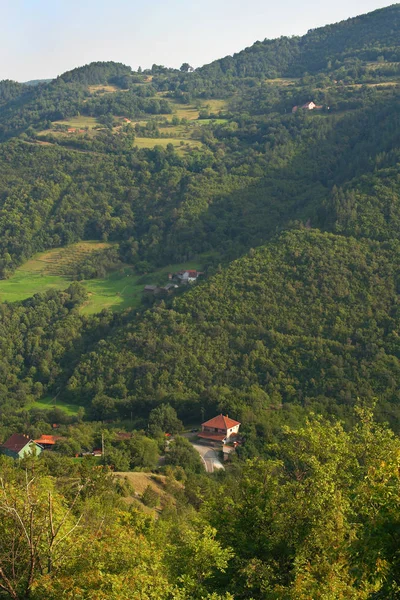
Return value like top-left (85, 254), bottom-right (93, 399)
top-left (0, 433), bottom-right (43, 459)
top-left (144, 285), bottom-right (159, 293)
top-left (34, 434), bottom-right (61, 450)
top-left (175, 270), bottom-right (203, 284)
top-left (123, 118), bottom-right (131, 123)
top-left (293, 102), bottom-right (323, 113)
top-left (198, 414), bottom-right (241, 445)
top-left (302, 101), bottom-right (316, 110)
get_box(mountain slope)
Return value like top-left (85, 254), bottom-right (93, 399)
top-left (198, 3), bottom-right (400, 79)
top-left (0, 5), bottom-right (399, 431)
top-left (65, 229), bottom-right (400, 428)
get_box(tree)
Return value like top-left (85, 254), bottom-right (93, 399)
top-left (148, 404), bottom-right (183, 436)
top-left (180, 63), bottom-right (193, 73)
top-left (128, 434), bottom-right (159, 469)
top-left (165, 436), bottom-right (204, 474)
top-left (0, 467), bottom-right (84, 600)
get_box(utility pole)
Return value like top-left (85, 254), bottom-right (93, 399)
top-left (101, 432), bottom-right (105, 460)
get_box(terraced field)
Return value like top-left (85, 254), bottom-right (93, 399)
top-left (0, 243), bottom-right (204, 314)
top-left (0, 242), bottom-right (143, 312)
top-left (24, 242), bottom-right (113, 277)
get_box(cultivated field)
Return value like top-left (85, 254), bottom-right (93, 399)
top-left (134, 137), bottom-right (202, 152)
top-left (0, 243), bottom-right (204, 314)
top-left (0, 242), bottom-right (143, 313)
top-left (88, 84), bottom-right (120, 94)
top-left (52, 115), bottom-right (99, 129)
top-left (23, 242), bottom-right (113, 276)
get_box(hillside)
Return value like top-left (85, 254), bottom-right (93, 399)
top-left (198, 3), bottom-right (400, 78)
top-left (64, 230), bottom-right (400, 429)
top-left (2, 7), bottom-right (400, 599)
top-left (0, 4), bottom-right (399, 430)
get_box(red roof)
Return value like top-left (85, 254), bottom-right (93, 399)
top-left (201, 414), bottom-right (241, 430)
top-left (177, 270), bottom-right (202, 277)
top-left (34, 435), bottom-right (60, 445)
top-left (1, 433), bottom-right (32, 453)
top-left (197, 432), bottom-right (227, 441)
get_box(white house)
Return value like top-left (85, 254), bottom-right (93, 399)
top-left (197, 414), bottom-right (241, 444)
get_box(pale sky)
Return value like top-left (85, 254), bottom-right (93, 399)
top-left (0, 0), bottom-right (395, 81)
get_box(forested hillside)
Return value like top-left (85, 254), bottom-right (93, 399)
top-left (0, 4), bottom-right (398, 421)
top-left (1, 6), bottom-right (400, 598)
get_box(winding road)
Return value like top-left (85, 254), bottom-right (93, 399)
top-left (191, 443), bottom-right (224, 473)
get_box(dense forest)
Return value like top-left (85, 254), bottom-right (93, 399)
top-left (1, 4), bottom-right (400, 598)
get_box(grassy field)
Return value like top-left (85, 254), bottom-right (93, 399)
top-left (0, 242), bottom-right (142, 313)
top-left (198, 118), bottom-right (227, 125)
top-left (166, 101), bottom-right (200, 121)
top-left (51, 116), bottom-right (100, 129)
top-left (202, 99), bottom-right (228, 112)
top-left (22, 242), bottom-right (113, 276)
top-left (134, 137), bottom-right (202, 152)
top-left (26, 396), bottom-right (84, 416)
top-left (88, 84), bottom-right (120, 94)
top-left (0, 243), bottom-right (204, 314)
top-left (265, 77), bottom-right (299, 86)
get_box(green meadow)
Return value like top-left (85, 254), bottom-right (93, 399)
top-left (52, 115), bottom-right (100, 129)
top-left (133, 137), bottom-right (202, 152)
top-left (0, 242), bottom-right (204, 315)
top-left (26, 396), bottom-right (84, 416)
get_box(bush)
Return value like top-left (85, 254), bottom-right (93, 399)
top-left (141, 484), bottom-right (159, 508)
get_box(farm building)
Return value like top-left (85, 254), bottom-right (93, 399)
top-left (0, 433), bottom-right (43, 459)
top-left (175, 270), bottom-right (203, 283)
top-left (293, 102), bottom-right (323, 113)
top-left (302, 101), bottom-right (317, 110)
top-left (198, 414), bottom-right (241, 444)
top-left (144, 285), bottom-right (160, 293)
top-left (34, 434), bottom-right (61, 450)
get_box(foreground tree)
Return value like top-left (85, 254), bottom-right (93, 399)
top-left (204, 409), bottom-right (400, 599)
top-left (0, 461), bottom-right (84, 599)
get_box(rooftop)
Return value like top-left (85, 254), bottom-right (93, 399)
top-left (34, 434), bottom-right (60, 445)
top-left (202, 414), bottom-right (241, 430)
top-left (1, 433), bottom-right (33, 453)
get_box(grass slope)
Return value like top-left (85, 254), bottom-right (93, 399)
top-left (0, 243), bottom-right (204, 314)
top-left (26, 396), bottom-right (83, 416)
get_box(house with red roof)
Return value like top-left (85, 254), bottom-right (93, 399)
top-left (175, 269), bottom-right (203, 284)
top-left (34, 434), bottom-right (62, 450)
top-left (0, 433), bottom-right (43, 459)
top-left (198, 414), bottom-right (241, 444)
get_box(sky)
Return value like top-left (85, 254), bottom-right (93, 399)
top-left (0, 0), bottom-right (395, 81)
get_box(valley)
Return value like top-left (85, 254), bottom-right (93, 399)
top-left (0, 4), bottom-right (400, 598)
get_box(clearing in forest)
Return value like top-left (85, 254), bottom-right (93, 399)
top-left (26, 396), bottom-right (84, 416)
top-left (87, 84), bottom-right (120, 94)
top-left (25, 242), bottom-right (113, 277)
top-left (51, 115), bottom-right (100, 129)
top-left (0, 242), bottom-right (143, 313)
top-left (134, 137), bottom-right (202, 152)
top-left (0, 244), bottom-right (204, 314)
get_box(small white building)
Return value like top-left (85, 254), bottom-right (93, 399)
top-left (302, 101), bottom-right (317, 110)
top-left (176, 270), bottom-right (203, 283)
